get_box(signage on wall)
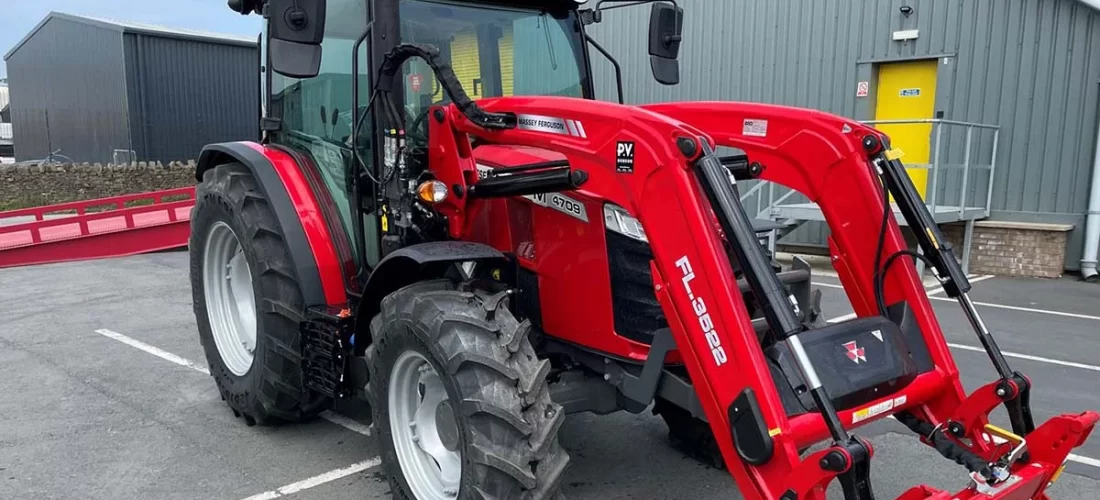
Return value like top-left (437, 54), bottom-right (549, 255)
top-left (899, 88), bottom-right (921, 97)
top-left (409, 74), bottom-right (422, 92)
top-left (856, 81), bottom-right (869, 97)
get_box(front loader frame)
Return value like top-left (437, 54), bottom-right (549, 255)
top-left (357, 44), bottom-right (1098, 499)
top-left (419, 94), bottom-right (1098, 499)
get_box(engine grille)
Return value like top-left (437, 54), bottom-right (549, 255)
top-left (605, 231), bottom-right (667, 345)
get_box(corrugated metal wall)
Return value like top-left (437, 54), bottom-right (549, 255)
top-left (588, 0), bottom-right (1100, 268)
top-left (4, 18), bottom-right (129, 163)
top-left (123, 33), bottom-right (259, 163)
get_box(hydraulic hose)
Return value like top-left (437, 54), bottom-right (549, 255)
top-left (894, 411), bottom-right (994, 481)
top-left (376, 44), bottom-right (514, 130)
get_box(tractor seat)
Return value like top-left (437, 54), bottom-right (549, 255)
top-left (765, 316), bottom-right (919, 416)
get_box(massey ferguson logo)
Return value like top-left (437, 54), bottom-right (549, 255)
top-left (843, 341), bottom-right (867, 364)
top-left (675, 256), bottom-right (728, 367)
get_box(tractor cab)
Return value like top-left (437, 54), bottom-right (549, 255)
top-left (248, 0), bottom-right (682, 276)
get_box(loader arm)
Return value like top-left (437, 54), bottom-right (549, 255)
top-left (429, 95), bottom-right (813, 499)
top-left (422, 96), bottom-right (1098, 500)
top-left (370, 39), bottom-right (1100, 497)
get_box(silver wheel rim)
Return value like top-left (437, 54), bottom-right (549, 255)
top-left (203, 221), bottom-right (257, 376)
top-left (389, 350), bottom-right (462, 499)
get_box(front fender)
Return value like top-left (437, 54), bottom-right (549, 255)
top-left (355, 242), bottom-right (507, 350)
top-left (197, 141), bottom-right (346, 307)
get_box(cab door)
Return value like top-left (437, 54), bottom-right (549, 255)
top-left (266, 0), bottom-right (379, 283)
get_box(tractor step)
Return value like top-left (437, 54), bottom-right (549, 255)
top-left (301, 307), bottom-right (354, 400)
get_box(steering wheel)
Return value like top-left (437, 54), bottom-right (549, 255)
top-left (406, 106), bottom-right (432, 144)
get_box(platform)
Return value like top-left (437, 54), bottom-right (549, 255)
top-left (0, 187), bottom-right (195, 268)
top-left (772, 203), bottom-right (988, 226)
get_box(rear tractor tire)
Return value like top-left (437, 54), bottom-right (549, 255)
top-left (190, 162), bottom-right (331, 426)
top-left (366, 279), bottom-right (569, 500)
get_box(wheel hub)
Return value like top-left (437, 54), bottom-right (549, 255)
top-left (203, 221), bottom-right (257, 376)
top-left (435, 400), bottom-right (460, 452)
top-left (389, 351), bottom-right (462, 499)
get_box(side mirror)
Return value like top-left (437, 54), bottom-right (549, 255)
top-left (266, 0), bottom-right (326, 78)
top-left (647, 2), bottom-right (683, 86)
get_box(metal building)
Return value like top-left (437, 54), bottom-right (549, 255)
top-left (588, 0), bottom-right (1100, 272)
top-left (3, 12), bottom-right (259, 164)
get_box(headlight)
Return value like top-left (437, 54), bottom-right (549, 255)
top-left (603, 203), bottom-right (647, 243)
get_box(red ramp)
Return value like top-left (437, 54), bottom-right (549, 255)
top-left (0, 187), bottom-right (195, 269)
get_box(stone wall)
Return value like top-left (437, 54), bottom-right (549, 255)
top-left (0, 161), bottom-right (196, 211)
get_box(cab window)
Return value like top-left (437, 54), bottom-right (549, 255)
top-left (399, 0), bottom-right (587, 125)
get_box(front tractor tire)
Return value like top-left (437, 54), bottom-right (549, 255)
top-left (366, 279), bottom-right (569, 500)
top-left (190, 162), bottom-right (331, 426)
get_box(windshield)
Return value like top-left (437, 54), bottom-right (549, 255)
top-left (399, 0), bottom-right (587, 119)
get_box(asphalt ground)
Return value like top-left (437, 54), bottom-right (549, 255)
top-left (2, 251), bottom-right (1100, 499)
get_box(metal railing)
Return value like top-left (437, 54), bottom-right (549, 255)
top-left (739, 118), bottom-right (1000, 233)
top-left (862, 119), bottom-right (1000, 219)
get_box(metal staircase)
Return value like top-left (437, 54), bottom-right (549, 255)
top-left (740, 119), bottom-right (1000, 274)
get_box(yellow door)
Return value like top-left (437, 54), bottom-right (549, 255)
top-left (449, 27), bottom-right (515, 99)
top-left (874, 59), bottom-right (939, 199)
top-left (450, 31), bottom-right (483, 97)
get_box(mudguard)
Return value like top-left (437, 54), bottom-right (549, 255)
top-left (196, 141), bottom-right (346, 307)
top-left (356, 242), bottom-right (507, 340)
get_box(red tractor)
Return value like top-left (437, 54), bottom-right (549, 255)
top-left (190, 0), bottom-right (1097, 499)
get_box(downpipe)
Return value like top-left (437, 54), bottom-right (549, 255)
top-left (1081, 80), bottom-right (1100, 281)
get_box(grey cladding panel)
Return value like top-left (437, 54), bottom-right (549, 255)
top-left (124, 33), bottom-right (259, 162)
top-left (5, 18), bottom-right (128, 162)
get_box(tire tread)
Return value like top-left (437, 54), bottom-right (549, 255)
top-left (190, 162), bottom-right (330, 426)
top-left (370, 279), bottom-right (569, 500)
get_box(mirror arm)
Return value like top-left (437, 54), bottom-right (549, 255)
top-left (593, 0), bottom-right (657, 12)
top-left (584, 33), bottom-right (624, 105)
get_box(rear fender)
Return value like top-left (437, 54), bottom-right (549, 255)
top-left (355, 242), bottom-right (507, 353)
top-left (196, 141), bottom-right (347, 308)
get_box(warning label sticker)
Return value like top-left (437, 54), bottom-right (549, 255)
top-left (852, 399), bottom-right (894, 424)
top-left (899, 88), bottom-right (921, 97)
top-left (742, 119), bottom-right (768, 137)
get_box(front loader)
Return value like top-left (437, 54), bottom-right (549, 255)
top-left (189, 0), bottom-right (1098, 499)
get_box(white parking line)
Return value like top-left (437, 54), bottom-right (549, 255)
top-left (925, 275), bottom-right (995, 296)
top-left (95, 328), bottom-right (381, 498)
top-left (815, 276), bottom-right (1100, 323)
top-left (927, 295), bottom-right (1100, 322)
top-left (827, 312), bottom-right (857, 323)
top-left (1070, 453), bottom-right (1100, 469)
top-left (238, 458), bottom-right (382, 500)
top-left (946, 342), bottom-right (1100, 372)
top-left (95, 328), bottom-right (211, 375)
top-left (318, 411), bottom-right (373, 436)
top-left (94, 328), bottom-right (371, 436)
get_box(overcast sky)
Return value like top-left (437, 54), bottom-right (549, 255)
top-left (1, 0), bottom-right (263, 78)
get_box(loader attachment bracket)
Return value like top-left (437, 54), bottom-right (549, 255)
top-left (779, 436), bottom-right (875, 500)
